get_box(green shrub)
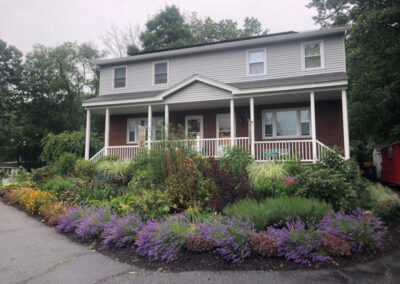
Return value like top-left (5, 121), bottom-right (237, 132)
top-left (247, 162), bottom-right (288, 186)
top-left (95, 160), bottom-right (133, 185)
top-left (96, 155), bottom-right (119, 162)
top-left (282, 159), bottom-right (305, 176)
top-left (219, 146), bottom-right (253, 177)
top-left (74, 159), bottom-right (96, 179)
top-left (223, 197), bottom-right (332, 231)
top-left (55, 153), bottom-right (78, 176)
top-left (42, 177), bottom-right (80, 196)
top-left (367, 183), bottom-right (399, 204)
top-left (372, 200), bottom-right (400, 221)
top-left (15, 167), bottom-right (32, 184)
top-left (68, 182), bottom-right (126, 205)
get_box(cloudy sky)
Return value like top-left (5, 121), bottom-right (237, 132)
top-left (0, 0), bottom-right (318, 55)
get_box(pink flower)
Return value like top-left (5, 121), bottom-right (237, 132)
top-left (284, 176), bottom-right (295, 186)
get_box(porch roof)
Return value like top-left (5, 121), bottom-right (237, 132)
top-left (83, 72), bottom-right (348, 107)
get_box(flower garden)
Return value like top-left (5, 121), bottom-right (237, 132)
top-left (1, 146), bottom-right (400, 271)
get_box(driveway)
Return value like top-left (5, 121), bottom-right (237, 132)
top-left (1, 201), bottom-right (399, 284)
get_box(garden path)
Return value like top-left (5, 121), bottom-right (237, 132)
top-left (1, 201), bottom-right (399, 284)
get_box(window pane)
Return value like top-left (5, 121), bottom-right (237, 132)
top-left (188, 119), bottom-right (200, 132)
top-left (305, 43), bottom-right (320, 56)
top-left (128, 120), bottom-right (136, 131)
top-left (155, 63), bottom-right (167, 74)
top-left (276, 110), bottom-right (297, 136)
top-left (128, 131), bottom-right (135, 142)
top-left (300, 110), bottom-right (310, 122)
top-left (301, 122), bottom-right (310, 136)
top-left (115, 67), bottom-right (126, 79)
top-left (264, 112), bottom-right (273, 124)
top-left (155, 73), bottom-right (167, 84)
top-left (305, 56), bottom-right (321, 68)
top-left (114, 78), bottom-right (126, 88)
top-left (250, 62), bottom-right (264, 74)
top-left (249, 51), bottom-right (263, 63)
top-left (265, 125), bottom-right (273, 137)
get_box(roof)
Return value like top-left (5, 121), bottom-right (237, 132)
top-left (83, 72), bottom-right (348, 105)
top-left (96, 25), bottom-right (351, 67)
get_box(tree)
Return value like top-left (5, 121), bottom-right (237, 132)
top-left (307, 0), bottom-right (398, 26)
top-left (100, 22), bottom-right (141, 57)
top-left (347, 7), bottom-right (400, 148)
top-left (140, 5), bottom-right (196, 52)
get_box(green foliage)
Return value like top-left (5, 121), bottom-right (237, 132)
top-left (108, 190), bottom-right (174, 219)
top-left (41, 131), bottom-right (102, 163)
top-left (15, 167), bottom-right (31, 184)
top-left (42, 176), bottom-right (80, 196)
top-left (74, 159), bottom-right (96, 179)
top-left (219, 146), bottom-right (253, 177)
top-left (356, 182), bottom-right (400, 208)
top-left (372, 200), bottom-right (400, 221)
top-left (282, 159), bottom-right (305, 176)
top-left (67, 182), bottom-right (126, 205)
top-left (55, 153), bottom-right (78, 176)
top-left (247, 162), bottom-right (288, 186)
top-left (95, 160), bottom-right (133, 185)
top-left (127, 44), bottom-right (140, 55)
top-left (223, 197), bottom-right (332, 231)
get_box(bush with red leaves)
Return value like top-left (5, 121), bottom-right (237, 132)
top-left (251, 231), bottom-right (278, 257)
top-left (185, 235), bottom-right (215, 252)
top-left (322, 232), bottom-right (352, 256)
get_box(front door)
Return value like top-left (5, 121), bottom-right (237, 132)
top-left (216, 114), bottom-right (231, 154)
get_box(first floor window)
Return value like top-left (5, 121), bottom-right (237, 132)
top-left (127, 117), bottom-right (163, 143)
top-left (263, 108), bottom-right (311, 138)
top-left (186, 116), bottom-right (203, 139)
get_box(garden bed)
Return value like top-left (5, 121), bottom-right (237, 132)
top-left (1, 198), bottom-right (399, 272)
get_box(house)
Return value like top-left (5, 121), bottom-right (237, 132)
top-left (83, 25), bottom-right (351, 163)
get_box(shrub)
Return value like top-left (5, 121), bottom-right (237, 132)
top-left (372, 200), bottom-right (400, 221)
top-left (247, 162), bottom-right (288, 186)
top-left (74, 159), bottom-right (97, 179)
top-left (223, 197), bottom-right (332, 231)
top-left (102, 213), bottom-right (143, 248)
top-left (95, 160), bottom-right (133, 185)
top-left (322, 232), bottom-right (352, 257)
top-left (185, 235), bottom-right (214, 253)
top-left (31, 166), bottom-right (52, 184)
top-left (319, 209), bottom-right (386, 253)
top-left (136, 215), bottom-right (190, 262)
top-left (251, 232), bottom-right (278, 257)
top-left (1, 181), bottom-right (21, 188)
top-left (15, 167), bottom-right (31, 184)
top-left (57, 206), bottom-right (89, 233)
top-left (8, 187), bottom-right (58, 215)
top-left (42, 177), bottom-right (80, 196)
top-left (75, 206), bottom-right (114, 240)
top-left (367, 183), bottom-right (399, 204)
top-left (267, 219), bottom-right (331, 264)
top-left (282, 159), bottom-right (305, 176)
top-left (68, 181), bottom-right (126, 205)
top-left (56, 153), bottom-right (78, 176)
top-left (205, 157), bottom-right (254, 212)
top-left (38, 201), bottom-right (66, 219)
top-left (219, 146), bottom-right (253, 177)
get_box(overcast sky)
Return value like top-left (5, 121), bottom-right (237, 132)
top-left (0, 0), bottom-right (318, 55)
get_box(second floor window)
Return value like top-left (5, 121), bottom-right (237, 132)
top-left (114, 67), bottom-right (126, 89)
top-left (248, 49), bottom-right (266, 75)
top-left (302, 41), bottom-right (324, 69)
top-left (154, 61), bottom-right (168, 85)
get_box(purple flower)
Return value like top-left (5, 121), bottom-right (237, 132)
top-left (75, 206), bottom-right (114, 240)
top-left (56, 206), bottom-right (89, 233)
top-left (102, 213), bottom-right (143, 248)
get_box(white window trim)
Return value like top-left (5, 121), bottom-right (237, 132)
top-left (301, 40), bottom-right (325, 71)
top-left (112, 65), bottom-right (128, 90)
top-left (246, 48), bottom-right (267, 77)
top-left (262, 108), bottom-right (312, 139)
top-left (185, 115), bottom-right (203, 139)
top-left (152, 60), bottom-right (169, 86)
top-left (216, 113), bottom-right (233, 138)
top-left (126, 117), bottom-right (163, 144)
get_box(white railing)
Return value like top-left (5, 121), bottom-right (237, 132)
top-left (90, 138), bottom-right (342, 163)
top-left (255, 139), bottom-right (313, 162)
top-left (316, 140), bottom-right (345, 161)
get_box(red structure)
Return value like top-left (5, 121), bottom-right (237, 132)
top-left (381, 141), bottom-right (400, 185)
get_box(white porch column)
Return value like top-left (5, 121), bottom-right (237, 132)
top-left (84, 109), bottom-right (91, 160)
top-left (250, 97), bottom-right (255, 157)
top-left (342, 89), bottom-right (350, 160)
top-left (310, 92), bottom-right (317, 163)
top-left (104, 108), bottom-right (110, 156)
top-left (164, 104), bottom-right (169, 140)
top-left (230, 99), bottom-right (235, 146)
top-left (148, 105), bottom-right (152, 150)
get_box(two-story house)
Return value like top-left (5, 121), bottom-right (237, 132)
top-left (83, 25), bottom-right (351, 163)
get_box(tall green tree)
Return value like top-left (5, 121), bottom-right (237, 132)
top-left (307, 0), bottom-right (398, 26)
top-left (140, 5), bottom-right (195, 52)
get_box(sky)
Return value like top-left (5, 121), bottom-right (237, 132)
top-left (0, 0), bottom-right (318, 56)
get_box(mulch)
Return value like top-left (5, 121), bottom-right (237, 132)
top-left (1, 194), bottom-right (400, 272)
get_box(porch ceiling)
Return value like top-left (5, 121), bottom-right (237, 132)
top-left (90, 90), bottom-right (341, 115)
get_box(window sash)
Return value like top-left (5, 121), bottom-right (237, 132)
top-left (303, 42), bottom-right (322, 69)
top-left (114, 67), bottom-right (126, 88)
top-left (154, 62), bottom-right (168, 84)
top-left (248, 50), bottom-right (265, 75)
top-left (263, 109), bottom-right (311, 138)
top-left (127, 117), bottom-right (164, 143)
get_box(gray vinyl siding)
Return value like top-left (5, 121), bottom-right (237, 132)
top-left (99, 34), bottom-right (345, 96)
top-left (164, 82), bottom-right (232, 104)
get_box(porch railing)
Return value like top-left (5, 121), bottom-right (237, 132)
top-left (90, 137), bottom-right (342, 162)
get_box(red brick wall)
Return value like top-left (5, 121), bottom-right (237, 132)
top-left (108, 100), bottom-right (344, 149)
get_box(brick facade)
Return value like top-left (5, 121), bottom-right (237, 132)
top-left (109, 100), bottom-right (344, 149)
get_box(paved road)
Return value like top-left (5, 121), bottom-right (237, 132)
top-left (1, 201), bottom-right (400, 284)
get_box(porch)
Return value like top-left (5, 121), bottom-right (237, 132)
top-left (85, 88), bottom-right (350, 163)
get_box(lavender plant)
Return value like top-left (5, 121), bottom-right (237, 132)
top-left (75, 206), bottom-right (114, 240)
top-left (267, 219), bottom-right (331, 264)
top-left (136, 215), bottom-right (190, 262)
top-left (102, 213), bottom-right (143, 248)
top-left (319, 209), bottom-right (386, 253)
top-left (56, 206), bottom-right (88, 233)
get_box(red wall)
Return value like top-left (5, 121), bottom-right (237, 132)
top-left (109, 100), bottom-right (344, 149)
top-left (381, 141), bottom-right (400, 185)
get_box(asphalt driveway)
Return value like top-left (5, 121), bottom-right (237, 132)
top-left (1, 201), bottom-right (399, 284)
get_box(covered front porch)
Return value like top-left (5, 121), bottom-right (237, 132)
top-left (84, 88), bottom-right (350, 163)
